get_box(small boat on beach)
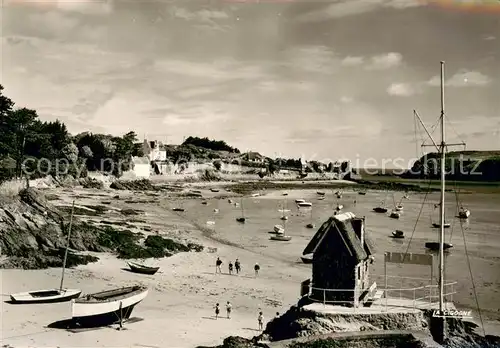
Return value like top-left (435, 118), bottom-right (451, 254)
top-left (201, 201), bottom-right (208, 205)
top-left (318, 196), bottom-right (325, 200)
top-left (301, 254), bottom-right (313, 264)
top-left (358, 191), bottom-right (367, 195)
top-left (280, 215), bottom-right (288, 220)
top-left (391, 230), bottom-right (404, 239)
top-left (10, 201), bottom-right (81, 304)
top-left (373, 207), bottom-right (388, 213)
top-left (295, 199), bottom-right (305, 204)
top-left (210, 188), bottom-right (219, 192)
top-left (316, 191), bottom-right (325, 196)
top-left (270, 235), bottom-right (292, 241)
top-left (236, 198), bottom-right (246, 223)
top-left (127, 262), bottom-right (159, 275)
top-left (10, 289), bottom-right (82, 304)
top-left (425, 242), bottom-right (453, 251)
top-left (306, 223), bottom-right (315, 229)
top-left (236, 217), bottom-right (246, 223)
top-left (297, 202), bottom-right (312, 207)
top-left (172, 208), bottom-right (184, 212)
top-left (283, 192), bottom-right (288, 196)
top-left (395, 205), bottom-right (403, 211)
top-left (71, 285), bottom-right (148, 328)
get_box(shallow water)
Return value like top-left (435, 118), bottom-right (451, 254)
top-left (171, 189), bottom-right (500, 320)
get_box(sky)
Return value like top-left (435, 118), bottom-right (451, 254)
top-left (1, 0), bottom-right (499, 168)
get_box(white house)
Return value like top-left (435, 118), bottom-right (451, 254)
top-left (131, 156), bottom-right (151, 178)
top-left (143, 140), bottom-right (167, 162)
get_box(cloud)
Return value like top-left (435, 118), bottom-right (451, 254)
top-left (341, 56), bottom-right (364, 66)
top-left (4, 0), bottom-right (113, 15)
top-left (387, 83), bottom-right (416, 97)
top-left (285, 45), bottom-right (337, 74)
top-left (365, 52), bottom-right (403, 70)
top-left (427, 70), bottom-right (492, 87)
top-left (295, 0), bottom-right (423, 22)
top-left (171, 7), bottom-right (229, 21)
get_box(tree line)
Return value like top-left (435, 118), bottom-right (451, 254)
top-left (0, 85), bottom-right (143, 182)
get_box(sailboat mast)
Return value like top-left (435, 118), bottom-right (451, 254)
top-left (438, 61), bottom-right (446, 314)
top-left (60, 200), bottom-right (75, 292)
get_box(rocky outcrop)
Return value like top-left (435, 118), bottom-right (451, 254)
top-left (0, 188), bottom-right (105, 269)
top-left (0, 188), bottom-right (205, 269)
top-left (110, 179), bottom-right (157, 191)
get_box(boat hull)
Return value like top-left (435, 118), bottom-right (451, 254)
top-left (297, 202), bottom-right (312, 207)
top-left (432, 223), bottom-right (450, 228)
top-left (128, 262), bottom-right (159, 275)
top-left (301, 255), bottom-right (313, 264)
top-left (270, 235), bottom-right (292, 241)
top-left (425, 242), bottom-right (453, 251)
top-left (10, 289), bottom-right (81, 304)
top-left (373, 207), bottom-right (388, 213)
top-left (71, 286), bottom-right (148, 328)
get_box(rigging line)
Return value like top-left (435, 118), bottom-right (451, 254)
top-left (444, 114), bottom-right (467, 147)
top-left (458, 206), bottom-right (486, 336)
top-left (401, 180), bottom-right (433, 264)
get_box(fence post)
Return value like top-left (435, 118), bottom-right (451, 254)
top-left (413, 288), bottom-right (415, 309)
top-left (323, 289), bottom-right (325, 306)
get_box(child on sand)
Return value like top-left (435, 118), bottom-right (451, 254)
top-left (216, 257), bottom-right (222, 274)
top-left (254, 263), bottom-right (260, 277)
top-left (258, 311), bottom-right (264, 330)
top-left (215, 303), bottom-right (220, 319)
top-left (235, 259), bottom-right (241, 274)
top-left (226, 301), bottom-right (232, 319)
top-left (228, 261), bottom-right (233, 275)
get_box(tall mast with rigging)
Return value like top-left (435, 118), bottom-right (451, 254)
top-left (413, 61), bottom-right (466, 342)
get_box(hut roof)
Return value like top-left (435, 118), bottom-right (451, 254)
top-left (302, 212), bottom-right (374, 263)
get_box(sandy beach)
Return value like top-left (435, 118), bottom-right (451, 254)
top-left (2, 184), bottom-right (500, 347)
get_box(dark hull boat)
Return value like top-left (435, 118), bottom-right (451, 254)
top-left (306, 223), bottom-right (315, 229)
top-left (432, 223), bottom-right (450, 228)
top-left (391, 230), bottom-right (404, 239)
top-left (172, 208), bottom-right (184, 212)
top-left (10, 289), bottom-right (81, 304)
top-left (71, 286), bottom-right (148, 328)
top-left (236, 217), bottom-right (246, 223)
top-left (358, 192), bottom-right (367, 195)
top-left (425, 242), bottom-right (453, 251)
top-left (128, 262), bottom-right (159, 275)
top-left (373, 207), bottom-right (388, 213)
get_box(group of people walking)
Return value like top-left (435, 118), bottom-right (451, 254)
top-left (213, 302), bottom-right (266, 331)
top-left (213, 257), bottom-right (265, 330)
top-left (215, 257), bottom-right (260, 277)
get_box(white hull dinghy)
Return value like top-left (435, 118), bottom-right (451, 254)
top-left (71, 285), bottom-right (148, 328)
top-left (9, 201), bottom-right (81, 304)
top-left (297, 202), bottom-right (312, 207)
top-left (10, 289), bottom-right (81, 304)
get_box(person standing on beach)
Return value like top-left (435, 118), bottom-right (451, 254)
top-left (216, 257), bottom-right (223, 274)
top-left (215, 303), bottom-right (220, 319)
top-left (235, 259), bottom-right (241, 274)
top-left (254, 262), bottom-right (260, 277)
top-left (228, 261), bottom-right (233, 275)
top-left (226, 301), bottom-right (232, 319)
top-left (258, 311), bottom-right (264, 330)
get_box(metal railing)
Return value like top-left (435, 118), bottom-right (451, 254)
top-left (305, 278), bottom-right (457, 312)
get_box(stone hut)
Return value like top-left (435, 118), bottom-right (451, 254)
top-left (302, 212), bottom-right (375, 307)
